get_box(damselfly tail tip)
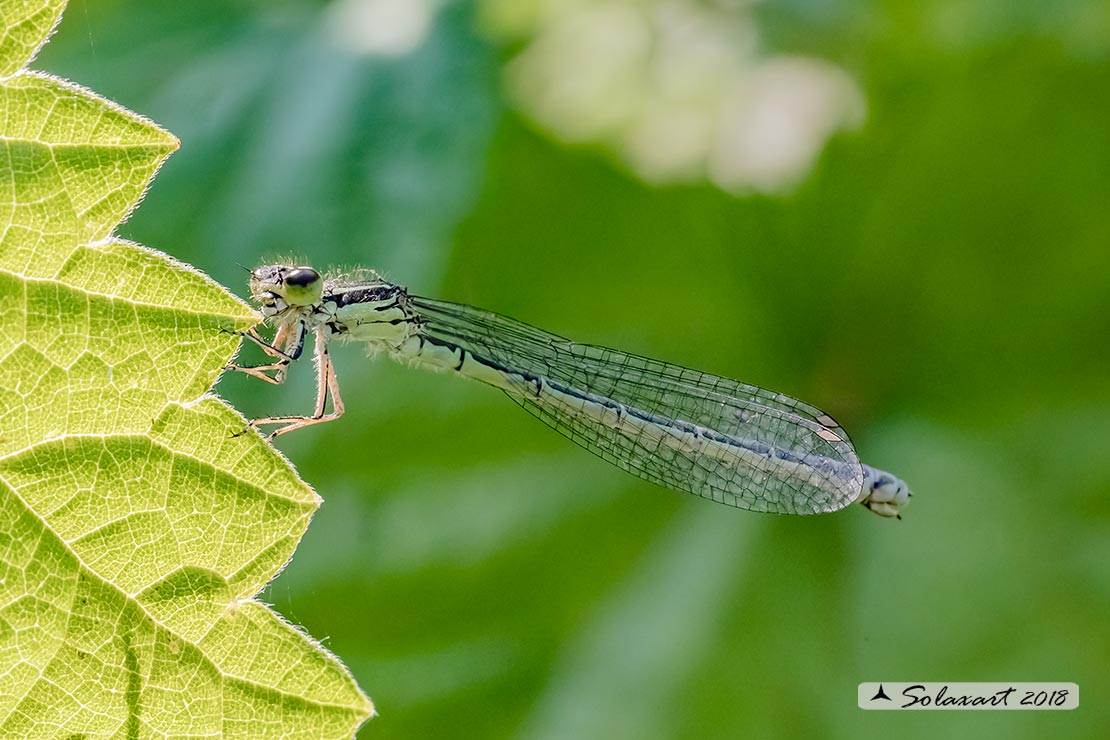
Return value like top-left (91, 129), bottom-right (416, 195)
top-left (858, 465), bottom-right (911, 519)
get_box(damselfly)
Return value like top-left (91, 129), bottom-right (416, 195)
top-left (229, 264), bottom-right (911, 518)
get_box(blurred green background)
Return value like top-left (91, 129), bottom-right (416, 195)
top-left (40, 0), bottom-right (1108, 737)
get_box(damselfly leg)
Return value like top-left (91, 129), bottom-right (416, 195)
top-left (230, 323), bottom-right (346, 440)
top-left (225, 323), bottom-right (305, 384)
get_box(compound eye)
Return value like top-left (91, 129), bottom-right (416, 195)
top-left (284, 267), bottom-right (320, 289)
top-left (280, 266), bottom-right (324, 306)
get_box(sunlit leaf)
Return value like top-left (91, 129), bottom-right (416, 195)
top-left (0, 1), bottom-right (372, 737)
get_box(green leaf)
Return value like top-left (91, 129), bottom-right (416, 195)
top-left (0, 0), bottom-right (64, 75)
top-left (0, 1), bottom-right (373, 737)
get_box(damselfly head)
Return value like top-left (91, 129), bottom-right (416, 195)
top-left (249, 264), bottom-right (324, 312)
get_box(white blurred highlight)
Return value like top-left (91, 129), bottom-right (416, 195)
top-left (326, 0), bottom-right (441, 57)
top-left (711, 58), bottom-right (865, 192)
top-left (508, 4), bottom-right (652, 141)
top-left (501, 0), bottom-right (865, 193)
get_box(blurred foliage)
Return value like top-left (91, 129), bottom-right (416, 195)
top-left (37, 0), bottom-right (1109, 738)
